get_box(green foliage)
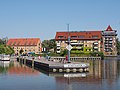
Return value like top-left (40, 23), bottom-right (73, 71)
top-left (90, 52), bottom-right (104, 59)
top-left (70, 47), bottom-right (104, 58)
top-left (0, 45), bottom-right (5, 54)
top-left (19, 49), bottom-right (24, 54)
top-left (0, 45), bottom-right (14, 54)
top-left (42, 39), bottom-right (56, 52)
top-left (60, 49), bottom-right (68, 56)
top-left (48, 52), bottom-right (59, 57)
top-left (116, 38), bottom-right (120, 55)
top-left (83, 47), bottom-right (92, 52)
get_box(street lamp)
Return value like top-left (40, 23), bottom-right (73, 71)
top-left (67, 24), bottom-right (71, 63)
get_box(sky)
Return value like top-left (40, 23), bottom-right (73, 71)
top-left (0, 0), bottom-right (120, 41)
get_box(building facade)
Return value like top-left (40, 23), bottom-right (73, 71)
top-left (55, 26), bottom-right (117, 56)
top-left (102, 26), bottom-right (117, 56)
top-left (7, 38), bottom-right (42, 55)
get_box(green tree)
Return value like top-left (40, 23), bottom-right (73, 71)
top-left (0, 45), bottom-right (14, 54)
top-left (42, 39), bottom-right (56, 52)
top-left (60, 49), bottom-right (68, 56)
top-left (49, 39), bottom-right (56, 52)
top-left (42, 40), bottom-right (50, 52)
top-left (0, 39), bottom-right (4, 45)
top-left (19, 49), bottom-right (24, 54)
top-left (116, 38), bottom-right (120, 55)
top-left (0, 45), bottom-right (5, 54)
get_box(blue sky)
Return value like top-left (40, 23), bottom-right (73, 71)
top-left (0, 0), bottom-right (120, 41)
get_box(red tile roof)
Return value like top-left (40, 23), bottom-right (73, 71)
top-left (55, 31), bottom-right (102, 40)
top-left (106, 25), bottom-right (113, 31)
top-left (7, 38), bottom-right (40, 46)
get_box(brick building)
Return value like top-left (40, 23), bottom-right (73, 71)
top-left (7, 38), bottom-right (42, 55)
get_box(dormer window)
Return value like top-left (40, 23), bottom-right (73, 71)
top-left (58, 36), bottom-right (64, 39)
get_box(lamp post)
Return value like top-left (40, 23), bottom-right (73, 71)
top-left (67, 24), bottom-right (71, 63)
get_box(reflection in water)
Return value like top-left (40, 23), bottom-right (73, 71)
top-left (0, 60), bottom-right (40, 76)
top-left (0, 61), bottom-right (10, 74)
top-left (0, 61), bottom-right (10, 67)
top-left (54, 57), bottom-right (120, 90)
top-left (8, 61), bottom-right (40, 75)
top-left (0, 57), bottom-right (120, 90)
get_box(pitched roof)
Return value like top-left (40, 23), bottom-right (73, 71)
top-left (7, 38), bottom-right (40, 46)
top-left (55, 31), bottom-right (102, 40)
top-left (106, 25), bottom-right (113, 31)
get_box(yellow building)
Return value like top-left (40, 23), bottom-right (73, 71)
top-left (7, 38), bottom-right (42, 55)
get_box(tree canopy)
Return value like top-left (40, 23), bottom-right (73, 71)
top-left (116, 38), bottom-right (120, 55)
top-left (0, 45), bottom-right (14, 54)
top-left (0, 38), bottom-right (14, 55)
top-left (42, 39), bottom-right (56, 52)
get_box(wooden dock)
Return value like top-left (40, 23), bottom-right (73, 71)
top-left (17, 57), bottom-right (89, 73)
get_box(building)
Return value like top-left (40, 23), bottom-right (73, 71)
top-left (102, 26), bottom-right (117, 56)
top-left (6, 38), bottom-right (42, 55)
top-left (55, 25), bottom-right (117, 56)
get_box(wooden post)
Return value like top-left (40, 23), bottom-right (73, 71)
top-left (24, 57), bottom-right (26, 65)
top-left (32, 57), bottom-right (34, 68)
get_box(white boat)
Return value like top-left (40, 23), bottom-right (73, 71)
top-left (0, 54), bottom-right (10, 61)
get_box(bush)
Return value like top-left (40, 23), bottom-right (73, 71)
top-left (60, 49), bottom-right (68, 56)
top-left (90, 52), bottom-right (104, 59)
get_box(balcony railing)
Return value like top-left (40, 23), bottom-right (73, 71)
top-left (93, 42), bottom-right (98, 45)
top-left (57, 43), bottom-right (60, 46)
top-left (57, 51), bottom-right (60, 53)
top-left (93, 47), bottom-right (98, 49)
top-left (71, 42), bottom-right (83, 45)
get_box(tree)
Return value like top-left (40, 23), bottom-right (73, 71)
top-left (42, 39), bottom-right (56, 52)
top-left (0, 39), bottom-right (4, 45)
top-left (0, 45), bottom-right (5, 54)
top-left (60, 49), bottom-right (68, 56)
top-left (42, 40), bottom-right (50, 52)
top-left (19, 49), bottom-right (24, 54)
top-left (0, 45), bottom-right (14, 54)
top-left (116, 38), bottom-right (120, 55)
top-left (49, 39), bottom-right (56, 52)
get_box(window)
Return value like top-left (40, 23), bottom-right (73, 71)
top-left (17, 42), bottom-right (20, 45)
top-left (78, 36), bottom-right (84, 38)
top-left (71, 36), bottom-right (77, 38)
top-left (92, 36), bottom-right (98, 38)
top-left (13, 42), bottom-right (16, 45)
top-left (10, 42), bottom-right (12, 45)
top-left (58, 36), bottom-right (64, 39)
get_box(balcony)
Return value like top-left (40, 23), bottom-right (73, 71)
top-left (57, 51), bottom-right (60, 53)
top-left (93, 47), bottom-right (98, 49)
top-left (94, 42), bottom-right (98, 45)
top-left (57, 47), bottom-right (60, 49)
top-left (57, 43), bottom-right (60, 46)
top-left (71, 42), bottom-right (83, 45)
top-left (76, 47), bottom-right (83, 49)
top-left (109, 41), bottom-right (112, 44)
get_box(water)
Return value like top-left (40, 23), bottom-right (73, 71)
top-left (0, 57), bottom-right (120, 90)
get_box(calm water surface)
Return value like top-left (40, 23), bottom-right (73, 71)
top-left (0, 57), bottom-right (120, 90)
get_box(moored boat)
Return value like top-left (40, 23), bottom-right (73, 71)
top-left (0, 54), bottom-right (10, 61)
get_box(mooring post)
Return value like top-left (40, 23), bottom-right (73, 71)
top-left (32, 57), bottom-right (34, 68)
top-left (24, 57), bottom-right (26, 65)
